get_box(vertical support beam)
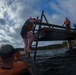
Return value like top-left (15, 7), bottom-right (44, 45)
top-left (67, 40), bottom-right (73, 51)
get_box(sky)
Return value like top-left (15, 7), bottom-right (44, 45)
top-left (0, 0), bottom-right (76, 48)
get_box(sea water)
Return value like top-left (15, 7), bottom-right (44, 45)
top-left (20, 47), bottom-right (69, 60)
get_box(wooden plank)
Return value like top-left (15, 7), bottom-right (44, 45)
top-left (34, 28), bottom-right (76, 41)
top-left (37, 22), bottom-right (75, 30)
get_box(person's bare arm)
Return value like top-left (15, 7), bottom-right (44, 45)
top-left (29, 19), bottom-right (41, 24)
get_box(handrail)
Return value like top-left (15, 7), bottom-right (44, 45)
top-left (37, 22), bottom-right (75, 31)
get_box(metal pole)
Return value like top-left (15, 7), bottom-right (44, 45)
top-left (34, 10), bottom-right (44, 60)
top-left (67, 40), bottom-right (73, 51)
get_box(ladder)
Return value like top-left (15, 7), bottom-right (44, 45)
top-left (32, 10), bottom-right (50, 60)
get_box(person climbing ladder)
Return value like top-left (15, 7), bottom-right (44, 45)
top-left (20, 17), bottom-right (41, 58)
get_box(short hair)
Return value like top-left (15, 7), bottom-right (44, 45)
top-left (0, 44), bottom-right (15, 61)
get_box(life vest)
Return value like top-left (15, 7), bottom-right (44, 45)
top-left (27, 25), bottom-right (33, 31)
top-left (15, 53), bottom-right (25, 61)
top-left (64, 20), bottom-right (70, 25)
top-left (0, 61), bottom-right (29, 75)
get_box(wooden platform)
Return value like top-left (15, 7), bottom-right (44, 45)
top-left (34, 28), bottom-right (76, 41)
